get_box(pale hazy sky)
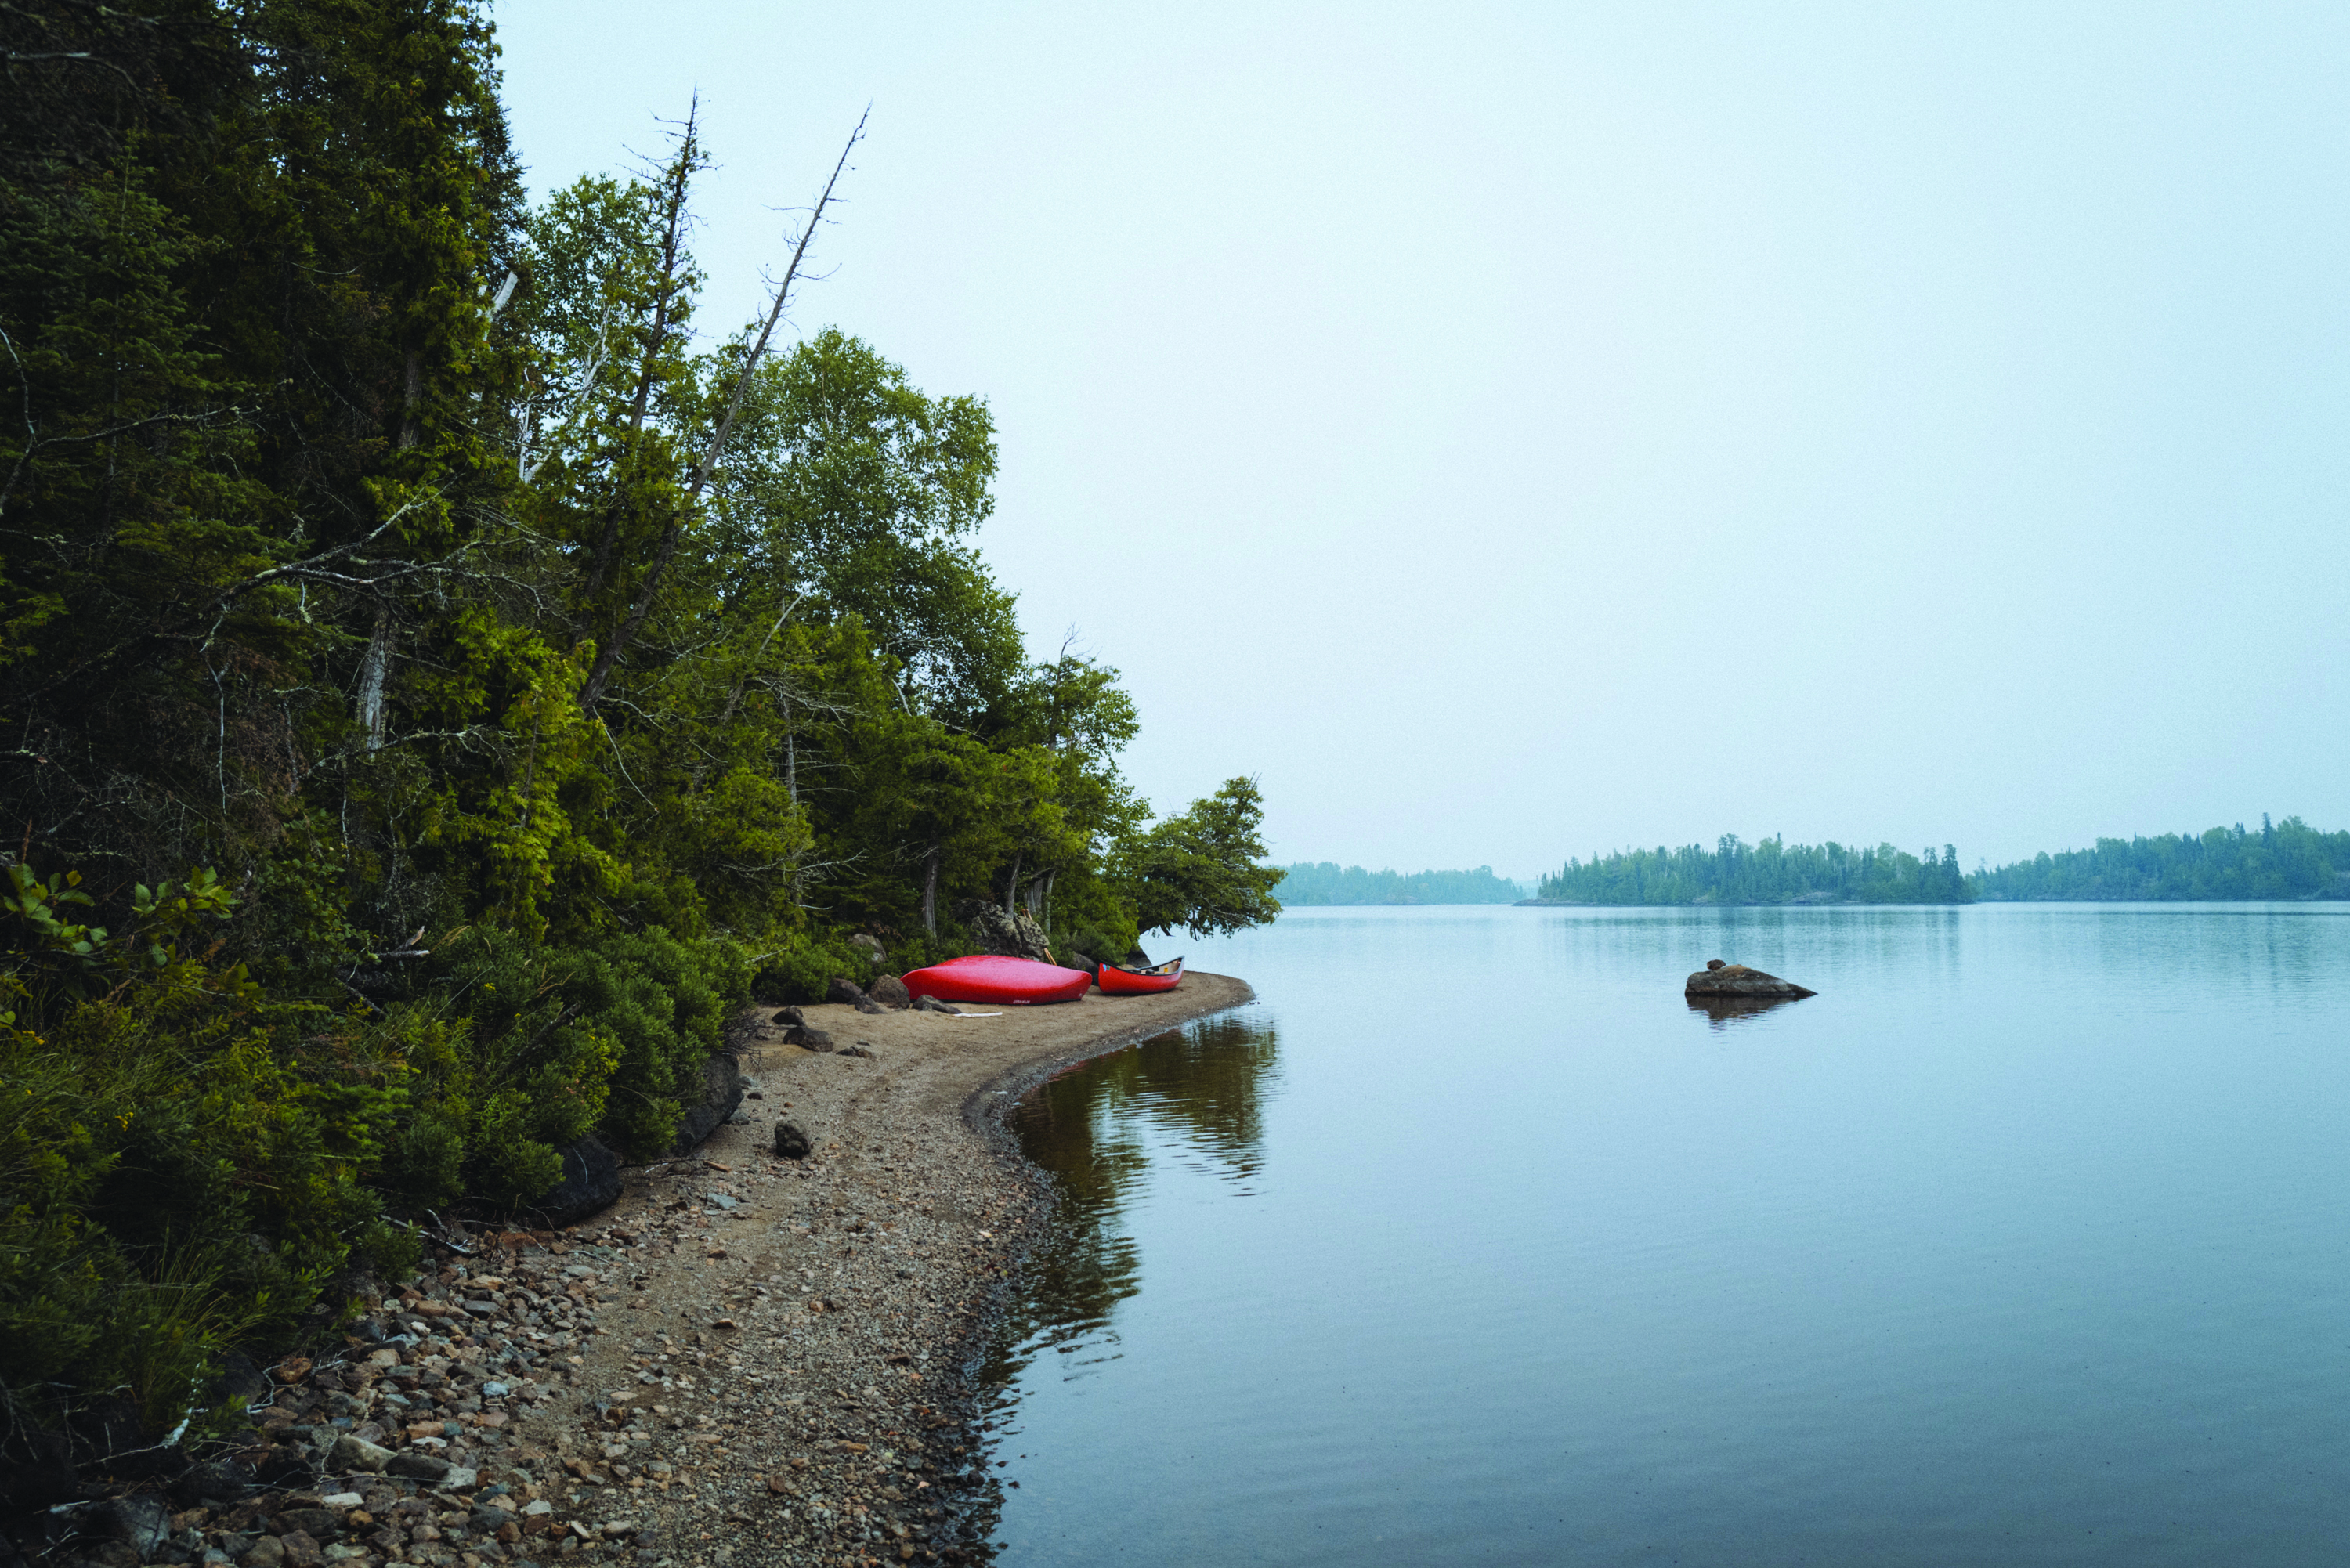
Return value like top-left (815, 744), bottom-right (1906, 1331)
top-left (493, 1), bottom-right (2350, 879)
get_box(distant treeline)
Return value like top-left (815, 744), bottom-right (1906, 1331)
top-left (1276, 863), bottom-right (1528, 905)
top-left (1535, 837), bottom-right (1972, 905)
top-left (1972, 815), bottom-right (2350, 901)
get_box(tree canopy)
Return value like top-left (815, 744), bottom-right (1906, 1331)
top-left (0, 0), bottom-right (1278, 1474)
top-left (1535, 837), bottom-right (1973, 905)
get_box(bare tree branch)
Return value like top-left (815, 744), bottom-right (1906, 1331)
top-left (577, 110), bottom-right (868, 717)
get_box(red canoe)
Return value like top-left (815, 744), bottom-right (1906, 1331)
top-left (901, 954), bottom-right (1093, 1006)
top-left (1097, 956), bottom-right (1184, 995)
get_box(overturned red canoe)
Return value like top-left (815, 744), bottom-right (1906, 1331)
top-left (901, 954), bottom-right (1093, 1006)
top-left (1097, 956), bottom-right (1183, 995)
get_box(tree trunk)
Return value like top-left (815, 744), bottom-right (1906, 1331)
top-left (356, 609), bottom-right (395, 750)
top-left (922, 844), bottom-right (941, 938)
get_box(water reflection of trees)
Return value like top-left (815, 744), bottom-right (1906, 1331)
top-left (994, 1014), bottom-right (1279, 1372)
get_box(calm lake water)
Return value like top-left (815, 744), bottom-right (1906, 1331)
top-left (977, 905), bottom-right (2350, 1566)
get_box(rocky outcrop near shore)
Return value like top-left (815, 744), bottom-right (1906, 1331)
top-left (1684, 960), bottom-right (1816, 998)
top-left (949, 902), bottom-right (1054, 963)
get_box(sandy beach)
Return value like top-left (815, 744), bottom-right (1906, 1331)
top-left (124, 974), bottom-right (1249, 1568)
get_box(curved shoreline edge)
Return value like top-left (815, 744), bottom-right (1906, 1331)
top-left (69, 981), bottom-right (1264, 1568)
top-left (504, 974), bottom-right (1257, 1568)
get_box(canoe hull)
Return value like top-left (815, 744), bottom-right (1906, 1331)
top-left (902, 954), bottom-right (1093, 1006)
top-left (1097, 957), bottom-right (1184, 995)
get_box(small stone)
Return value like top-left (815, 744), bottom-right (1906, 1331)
top-left (92, 1495), bottom-right (172, 1559)
top-left (237, 1537), bottom-right (285, 1568)
top-left (522, 1501), bottom-right (553, 1518)
top-left (273, 1510), bottom-right (342, 1541)
top-left (707, 1194), bottom-right (738, 1211)
top-left (1706, 958), bottom-right (1726, 970)
top-left (838, 1046), bottom-right (874, 1059)
top-left (273, 1357), bottom-right (313, 1384)
top-left (318, 1494), bottom-right (364, 1509)
top-left (773, 1122), bottom-right (812, 1161)
top-left (331, 1433), bottom-right (394, 1472)
top-left (783, 1024), bottom-right (833, 1053)
top-left (277, 1530), bottom-right (323, 1568)
top-left (385, 1453), bottom-right (451, 1482)
top-left (441, 1465), bottom-right (479, 1491)
top-left (480, 1382), bottom-right (509, 1399)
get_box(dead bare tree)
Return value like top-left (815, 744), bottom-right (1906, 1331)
top-left (575, 108), bottom-right (870, 717)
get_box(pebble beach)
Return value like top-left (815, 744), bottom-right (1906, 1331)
top-left (81, 977), bottom-right (1249, 1568)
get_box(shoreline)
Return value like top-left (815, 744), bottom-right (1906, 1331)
top-left (516, 970), bottom-right (1256, 1566)
top-left (73, 976), bottom-right (1251, 1568)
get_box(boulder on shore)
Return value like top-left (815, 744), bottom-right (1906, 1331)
top-left (529, 1136), bottom-right (623, 1227)
top-left (665, 1047), bottom-right (747, 1154)
top-left (949, 900), bottom-right (1055, 963)
top-left (869, 973), bottom-right (912, 1007)
top-left (1684, 963), bottom-right (1816, 998)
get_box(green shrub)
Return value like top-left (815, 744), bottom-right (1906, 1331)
top-left (749, 927), bottom-right (871, 1004)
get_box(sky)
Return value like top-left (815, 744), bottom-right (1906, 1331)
top-left (490, 1), bottom-right (2350, 880)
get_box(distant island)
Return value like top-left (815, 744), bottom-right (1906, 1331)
top-left (1528, 837), bottom-right (1972, 906)
top-left (1520, 816), bottom-right (2350, 907)
top-left (1276, 863), bottom-right (1530, 905)
top-left (1972, 815), bottom-right (2350, 901)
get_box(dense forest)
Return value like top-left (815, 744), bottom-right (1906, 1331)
top-left (0, 0), bottom-right (1279, 1470)
top-left (1972, 816), bottom-right (2350, 901)
top-left (1274, 863), bottom-right (1527, 905)
top-left (1535, 837), bottom-right (1972, 905)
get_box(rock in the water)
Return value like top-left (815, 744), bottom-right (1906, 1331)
top-left (1684, 963), bottom-right (1815, 998)
top-left (774, 1121), bottom-right (812, 1160)
top-left (784, 1024), bottom-right (834, 1052)
top-left (529, 1136), bottom-right (622, 1228)
top-left (665, 1047), bottom-right (747, 1155)
top-left (868, 974), bottom-right (911, 1007)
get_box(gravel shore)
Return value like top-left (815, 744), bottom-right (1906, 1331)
top-left (78, 975), bottom-right (1248, 1568)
